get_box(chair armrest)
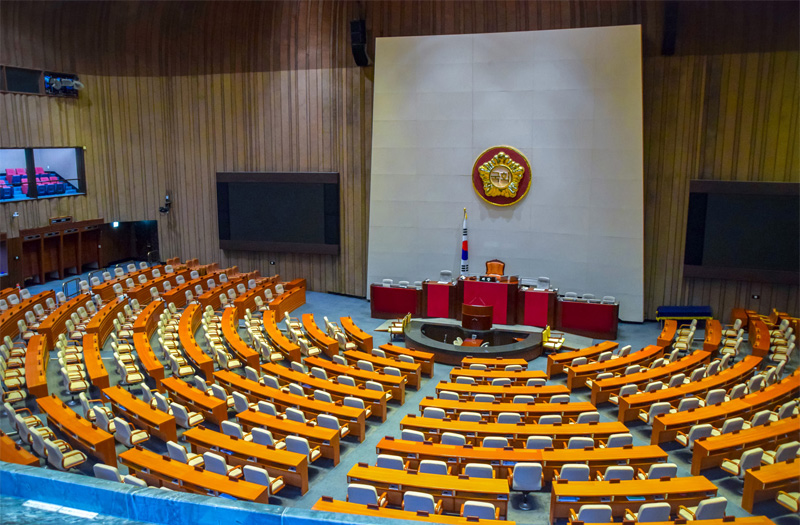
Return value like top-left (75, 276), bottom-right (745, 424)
top-left (14, 407), bottom-right (34, 416)
top-left (434, 500), bottom-right (443, 515)
top-left (569, 508), bottom-right (579, 521)
top-left (598, 439), bottom-right (607, 448)
top-left (596, 471), bottom-right (604, 481)
top-left (378, 492), bottom-right (388, 507)
top-left (636, 467), bottom-right (646, 478)
top-left (678, 505), bottom-right (695, 517)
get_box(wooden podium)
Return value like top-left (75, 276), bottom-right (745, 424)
top-left (462, 304), bottom-right (493, 331)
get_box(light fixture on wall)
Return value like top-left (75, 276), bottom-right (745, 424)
top-left (112, 221), bottom-right (119, 228)
top-left (159, 194), bottom-right (172, 214)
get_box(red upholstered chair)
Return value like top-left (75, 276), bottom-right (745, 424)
top-left (35, 167), bottom-right (45, 175)
top-left (485, 259), bottom-right (505, 279)
top-left (15, 168), bottom-right (26, 175)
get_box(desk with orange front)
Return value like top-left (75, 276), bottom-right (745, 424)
top-left (119, 446), bottom-right (269, 502)
top-left (449, 367), bottom-right (547, 385)
top-left (617, 355), bottom-right (762, 422)
top-left (433, 382), bottom-right (569, 402)
top-left (261, 362), bottom-right (388, 421)
top-left (161, 274), bottom-right (215, 309)
top-left (0, 290), bottom-right (55, 342)
top-left (343, 349), bottom-right (421, 388)
top-left (92, 266), bottom-right (163, 301)
top-left (36, 293), bottom-right (90, 347)
top-left (340, 316), bottom-right (373, 352)
top-left (236, 408), bottom-right (340, 467)
top-left (313, 497), bottom-right (514, 524)
top-left (657, 320), bottom-right (677, 347)
top-left (742, 458), bottom-right (800, 512)
top-left (703, 319), bottom-right (722, 351)
top-left (82, 334), bottom-right (110, 390)
top-left (127, 269), bottom-right (192, 305)
top-left (546, 341), bottom-right (619, 378)
top-left (460, 356), bottom-right (527, 370)
top-left (651, 370), bottom-right (800, 445)
top-left (262, 310), bottom-right (301, 362)
top-left (183, 425), bottom-right (309, 494)
top-left (221, 308), bottom-right (260, 369)
top-left (131, 301), bottom-right (166, 390)
top-left (376, 436), bottom-right (669, 481)
top-left (347, 463), bottom-right (510, 517)
top-left (161, 377), bottom-right (226, 426)
top-left (102, 385), bottom-right (177, 442)
top-left (132, 300), bottom-right (165, 334)
top-left (24, 334), bottom-right (49, 398)
top-left (231, 277), bottom-right (278, 316)
top-left (303, 355), bottom-right (406, 405)
top-left (748, 318), bottom-right (771, 358)
top-left (268, 282), bottom-right (306, 320)
top-left (400, 415), bottom-right (628, 448)
top-left (550, 476), bottom-right (718, 523)
top-left (0, 429), bottom-right (39, 466)
top-left (590, 350), bottom-right (712, 405)
top-left (418, 398), bottom-right (596, 423)
top-left (302, 314), bottom-right (338, 358)
top-left (197, 279), bottom-right (242, 311)
top-left (36, 394), bottom-right (116, 465)
top-left (214, 370), bottom-right (366, 442)
top-left (567, 345), bottom-right (664, 390)
top-left (380, 344), bottom-right (435, 377)
top-left (84, 297), bottom-right (126, 343)
top-left (178, 304), bottom-right (215, 379)
top-left (691, 415), bottom-right (800, 475)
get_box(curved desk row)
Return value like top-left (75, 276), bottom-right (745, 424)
top-left (178, 304), bottom-right (214, 379)
top-left (340, 316), bottom-right (373, 352)
top-left (418, 398), bottom-right (596, 422)
top-left (449, 367), bottom-right (546, 385)
top-left (37, 293), bottom-right (91, 346)
top-left (131, 300), bottom-right (166, 390)
top-left (83, 334), bottom-right (110, 390)
top-left (92, 265), bottom-right (163, 302)
top-left (313, 497), bottom-right (513, 525)
top-left (0, 290), bottom-right (55, 341)
top-left (221, 307), bottom-right (259, 369)
top-left (262, 310), bottom-right (300, 362)
top-left (567, 345), bottom-right (664, 390)
top-left (380, 344), bottom-right (435, 377)
top-left (127, 269), bottom-right (192, 305)
top-left (303, 355), bottom-right (406, 405)
top-left (24, 334), bottom-right (49, 398)
top-left (102, 385), bottom-right (177, 442)
top-left (302, 313), bottom-right (338, 358)
top-left (546, 341), bottom-right (618, 378)
top-left (0, 429), bottom-right (39, 466)
top-left (434, 382), bottom-right (569, 402)
top-left (343, 349), bottom-right (421, 389)
top-left (85, 297), bottom-right (127, 343)
top-left (36, 394), bottom-right (115, 465)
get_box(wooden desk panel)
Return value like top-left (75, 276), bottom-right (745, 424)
top-left (183, 425), bottom-right (309, 494)
top-left (347, 463), bottom-right (510, 517)
top-left (119, 446), bottom-right (269, 502)
top-left (127, 269), bottom-right (192, 305)
top-left (418, 398), bottom-right (596, 422)
top-left (0, 429), bottom-right (39, 466)
top-left (83, 334), bottom-right (110, 390)
top-left (262, 310), bottom-right (301, 362)
top-left (221, 308), bottom-right (260, 369)
top-left (37, 394), bottom-right (116, 465)
top-left (340, 316), bottom-right (373, 352)
top-left (449, 367), bottom-right (547, 385)
top-left (102, 385), bottom-right (177, 442)
top-left (303, 355), bottom-right (406, 405)
top-left (232, 277), bottom-right (278, 317)
top-left (197, 279), bottom-right (241, 311)
top-left (461, 356), bottom-right (527, 370)
top-left (657, 320), bottom-right (677, 347)
top-left (302, 313), bottom-right (338, 358)
top-left (161, 377), bottom-right (227, 426)
top-left (237, 408), bottom-right (340, 467)
top-left (85, 297), bottom-right (126, 343)
top-left (703, 319), bottom-right (722, 351)
top-left (37, 293), bottom-right (90, 347)
top-left (692, 415), bottom-right (800, 475)
top-left (24, 334), bottom-right (49, 399)
top-left (380, 343), bottom-right (435, 377)
top-left (434, 382), bottom-right (569, 401)
top-left (742, 458), bottom-right (800, 512)
top-left (550, 477), bottom-right (717, 522)
top-left (214, 370), bottom-right (366, 442)
top-left (546, 341), bottom-right (618, 378)
top-left (313, 497), bottom-right (513, 524)
top-left (132, 300), bottom-right (165, 334)
top-left (92, 265), bottom-right (163, 302)
top-left (269, 283), bottom-right (306, 320)
top-left (132, 333), bottom-right (166, 392)
top-left (567, 345), bottom-right (664, 390)
top-left (369, 283), bottom-right (421, 319)
top-left (261, 362), bottom-right (388, 421)
top-left (556, 299), bottom-right (619, 340)
top-left (343, 349), bottom-right (421, 389)
top-left (618, 355), bottom-right (762, 422)
top-left (749, 319), bottom-right (771, 358)
top-left (178, 304), bottom-right (214, 379)
top-left (0, 290), bottom-right (55, 342)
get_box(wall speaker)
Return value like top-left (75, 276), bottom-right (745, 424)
top-left (350, 19), bottom-right (370, 67)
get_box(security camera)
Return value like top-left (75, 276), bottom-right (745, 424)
top-left (159, 194), bottom-right (172, 214)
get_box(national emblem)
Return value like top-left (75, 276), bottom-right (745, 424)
top-left (478, 151), bottom-right (525, 198)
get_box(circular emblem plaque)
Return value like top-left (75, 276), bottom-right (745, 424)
top-left (472, 146), bottom-right (531, 207)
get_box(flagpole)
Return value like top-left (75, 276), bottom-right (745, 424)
top-left (460, 207), bottom-right (469, 277)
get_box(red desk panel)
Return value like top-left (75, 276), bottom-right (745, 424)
top-left (424, 282), bottom-right (455, 318)
top-left (557, 300), bottom-right (618, 339)
top-left (462, 280), bottom-right (514, 325)
top-left (370, 284), bottom-right (420, 319)
top-left (519, 289), bottom-right (556, 327)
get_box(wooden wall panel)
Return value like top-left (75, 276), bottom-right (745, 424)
top-left (0, 1), bottom-right (797, 319)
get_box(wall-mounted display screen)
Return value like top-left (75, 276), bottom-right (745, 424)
top-left (0, 147), bottom-right (86, 202)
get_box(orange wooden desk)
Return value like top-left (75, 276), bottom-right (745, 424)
top-left (262, 362), bottom-right (388, 421)
top-left (749, 319), bottom-right (771, 358)
top-left (651, 370), bottom-right (800, 445)
top-left (37, 293), bottom-right (90, 347)
top-left (400, 415), bottom-right (628, 448)
top-left (85, 297), bottom-right (126, 343)
top-left (344, 349), bottom-right (421, 388)
top-left (221, 308), bottom-right (259, 369)
top-left (380, 343), bottom-right (435, 377)
top-left (550, 476), bottom-right (717, 523)
top-left (132, 333), bottom-right (165, 392)
top-left (92, 265), bottom-right (163, 302)
top-left (449, 367), bottom-right (547, 385)
top-left (625, 519), bottom-right (773, 525)
top-left (418, 398), bottom-right (596, 423)
top-left (590, 349), bottom-right (712, 405)
top-left (546, 341), bottom-right (618, 378)
top-left (618, 355), bottom-right (762, 422)
top-left (742, 457), bottom-right (800, 512)
top-left (178, 304), bottom-right (214, 379)
top-left (0, 429), bottom-right (39, 466)
top-left (102, 385), bottom-right (177, 442)
top-left (268, 284), bottom-right (306, 321)
top-left (567, 345), bottom-right (664, 390)
top-left (132, 300), bottom-right (165, 334)
top-left (161, 377), bottom-right (226, 426)
top-left (313, 497), bottom-right (514, 525)
top-left (198, 279), bottom-right (241, 311)
top-left (183, 425), bottom-right (308, 494)
top-left (119, 446), bottom-right (269, 502)
top-left (231, 277), bottom-right (278, 317)
top-left (24, 334), bottom-right (49, 398)
top-left (37, 394), bottom-right (116, 465)
top-left (83, 334), bottom-right (110, 390)
top-left (376, 436), bottom-right (668, 481)
top-left (461, 356), bottom-right (527, 370)
top-left (214, 370), bottom-right (366, 442)
top-left (0, 291), bottom-right (55, 342)
top-left (302, 313), bottom-right (338, 358)
top-left (262, 310), bottom-right (301, 362)
top-left (657, 320), bottom-right (677, 347)
top-left (340, 316), bottom-right (373, 352)
top-left (127, 269), bottom-right (192, 305)
top-left (703, 319), bottom-right (722, 351)
top-left (692, 415), bottom-right (800, 475)
top-left (237, 408), bottom-right (340, 467)
top-left (434, 382), bottom-right (569, 401)
top-left (304, 355), bottom-right (407, 405)
top-left (347, 463), bottom-right (510, 517)
top-left (161, 275), bottom-right (209, 309)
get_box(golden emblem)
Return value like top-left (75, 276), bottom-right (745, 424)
top-left (477, 151), bottom-right (525, 198)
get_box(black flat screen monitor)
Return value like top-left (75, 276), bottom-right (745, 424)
top-left (216, 172), bottom-right (340, 255)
